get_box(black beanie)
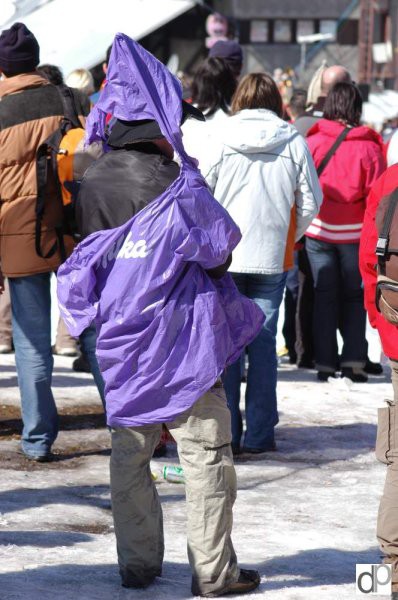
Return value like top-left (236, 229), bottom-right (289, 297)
top-left (0, 22), bottom-right (40, 75)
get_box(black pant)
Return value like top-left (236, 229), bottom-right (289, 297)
top-left (282, 255), bottom-right (299, 361)
top-left (306, 237), bottom-right (367, 372)
top-left (295, 244), bottom-right (315, 366)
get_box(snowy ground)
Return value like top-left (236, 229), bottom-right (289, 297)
top-left (0, 349), bottom-right (393, 600)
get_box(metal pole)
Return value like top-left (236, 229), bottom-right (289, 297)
top-left (390, 0), bottom-right (398, 90)
top-left (300, 42), bottom-right (307, 74)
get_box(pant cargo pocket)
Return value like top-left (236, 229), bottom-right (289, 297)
top-left (376, 403), bottom-right (396, 465)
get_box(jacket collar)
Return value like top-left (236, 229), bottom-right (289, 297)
top-left (307, 117), bottom-right (384, 147)
top-left (0, 72), bottom-right (49, 98)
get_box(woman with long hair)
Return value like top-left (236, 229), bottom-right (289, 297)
top-left (190, 56), bottom-right (236, 118)
top-left (182, 57), bottom-right (236, 174)
top-left (205, 73), bottom-right (322, 454)
top-left (305, 82), bottom-right (385, 382)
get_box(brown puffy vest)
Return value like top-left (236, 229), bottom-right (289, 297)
top-left (376, 188), bottom-right (398, 323)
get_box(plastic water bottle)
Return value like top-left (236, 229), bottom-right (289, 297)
top-left (163, 465), bottom-right (185, 483)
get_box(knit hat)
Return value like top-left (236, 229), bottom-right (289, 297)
top-left (208, 40), bottom-right (243, 66)
top-left (0, 22), bottom-right (40, 75)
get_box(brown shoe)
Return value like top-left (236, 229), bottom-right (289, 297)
top-left (198, 569), bottom-right (261, 597)
top-left (72, 354), bottom-right (92, 373)
top-left (52, 344), bottom-right (78, 357)
top-left (0, 342), bottom-right (13, 354)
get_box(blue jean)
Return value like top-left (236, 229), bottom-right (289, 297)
top-left (305, 237), bottom-right (367, 372)
top-left (222, 272), bottom-right (287, 450)
top-left (9, 272), bottom-right (105, 458)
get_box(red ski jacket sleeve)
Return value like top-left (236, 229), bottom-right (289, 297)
top-left (359, 164), bottom-right (398, 360)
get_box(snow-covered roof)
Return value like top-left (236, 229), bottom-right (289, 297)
top-left (0, 0), bottom-right (195, 76)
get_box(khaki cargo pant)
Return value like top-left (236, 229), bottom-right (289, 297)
top-left (376, 360), bottom-right (398, 583)
top-left (110, 384), bottom-right (239, 596)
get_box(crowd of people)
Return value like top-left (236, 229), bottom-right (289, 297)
top-left (1, 19), bottom-right (398, 598)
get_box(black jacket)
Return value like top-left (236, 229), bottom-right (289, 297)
top-left (294, 97), bottom-right (326, 137)
top-left (77, 143), bottom-right (231, 278)
top-left (76, 144), bottom-right (179, 239)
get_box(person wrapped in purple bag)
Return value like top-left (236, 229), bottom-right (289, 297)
top-left (57, 34), bottom-right (264, 597)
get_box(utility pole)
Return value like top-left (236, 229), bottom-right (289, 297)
top-left (390, 0), bottom-right (398, 89)
top-left (297, 33), bottom-right (335, 76)
top-left (358, 0), bottom-right (376, 84)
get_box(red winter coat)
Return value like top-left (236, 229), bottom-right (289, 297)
top-left (306, 119), bottom-right (385, 243)
top-left (359, 164), bottom-right (398, 360)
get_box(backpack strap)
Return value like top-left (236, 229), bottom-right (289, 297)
top-left (376, 188), bottom-right (398, 261)
top-left (35, 141), bottom-right (57, 259)
top-left (35, 134), bottom-right (66, 262)
top-left (35, 86), bottom-right (81, 263)
top-left (55, 84), bottom-right (82, 130)
top-left (316, 127), bottom-right (351, 177)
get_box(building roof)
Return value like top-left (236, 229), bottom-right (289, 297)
top-left (219, 0), bottom-right (358, 19)
top-left (0, 0), bottom-right (195, 75)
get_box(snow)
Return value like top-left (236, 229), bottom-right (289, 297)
top-left (0, 351), bottom-right (393, 599)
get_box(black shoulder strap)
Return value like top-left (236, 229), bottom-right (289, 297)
top-left (316, 127), bottom-right (351, 177)
top-left (376, 187), bottom-right (398, 260)
top-left (35, 140), bottom-right (57, 259)
top-left (55, 84), bottom-right (82, 129)
top-left (34, 86), bottom-right (79, 262)
top-left (35, 130), bottom-right (66, 262)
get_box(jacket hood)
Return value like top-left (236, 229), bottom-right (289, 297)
top-left (0, 71), bottom-right (48, 97)
top-left (222, 109), bottom-right (298, 153)
top-left (307, 118), bottom-right (384, 148)
top-left (85, 33), bottom-right (188, 161)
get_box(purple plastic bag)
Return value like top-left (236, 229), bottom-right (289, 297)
top-left (57, 34), bottom-right (264, 427)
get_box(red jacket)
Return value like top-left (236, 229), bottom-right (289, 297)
top-left (306, 119), bottom-right (385, 243)
top-left (359, 164), bottom-right (398, 360)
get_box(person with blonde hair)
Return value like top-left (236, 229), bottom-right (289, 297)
top-left (66, 68), bottom-right (95, 97)
top-left (205, 72), bottom-right (322, 455)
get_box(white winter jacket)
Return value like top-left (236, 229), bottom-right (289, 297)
top-left (387, 129), bottom-right (398, 167)
top-left (204, 109), bottom-right (323, 274)
top-left (182, 107), bottom-right (229, 177)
